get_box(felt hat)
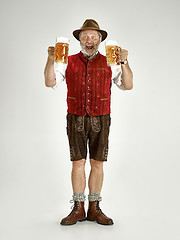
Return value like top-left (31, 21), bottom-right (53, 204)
top-left (73, 19), bottom-right (107, 41)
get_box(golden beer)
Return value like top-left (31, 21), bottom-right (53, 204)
top-left (105, 40), bottom-right (120, 66)
top-left (55, 42), bottom-right (69, 63)
top-left (54, 37), bottom-right (70, 64)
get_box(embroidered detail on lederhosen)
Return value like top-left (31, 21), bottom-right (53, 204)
top-left (91, 116), bottom-right (101, 132)
top-left (75, 115), bottom-right (84, 131)
top-left (102, 147), bottom-right (108, 161)
top-left (70, 146), bottom-right (75, 159)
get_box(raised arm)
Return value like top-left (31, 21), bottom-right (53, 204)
top-left (119, 48), bottom-right (133, 90)
top-left (44, 46), bottom-right (56, 87)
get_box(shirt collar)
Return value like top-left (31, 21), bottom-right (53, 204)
top-left (81, 50), bottom-right (99, 60)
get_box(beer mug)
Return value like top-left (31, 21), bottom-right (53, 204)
top-left (54, 37), bottom-right (70, 64)
top-left (105, 40), bottom-right (120, 66)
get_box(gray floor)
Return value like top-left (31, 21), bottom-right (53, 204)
top-left (1, 157), bottom-right (179, 240)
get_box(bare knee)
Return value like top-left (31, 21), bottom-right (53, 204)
top-left (72, 159), bottom-right (86, 170)
top-left (90, 158), bottom-right (103, 170)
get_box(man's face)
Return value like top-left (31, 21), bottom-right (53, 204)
top-left (79, 30), bottom-right (102, 57)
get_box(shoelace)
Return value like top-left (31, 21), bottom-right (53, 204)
top-left (95, 202), bottom-right (106, 216)
top-left (69, 199), bottom-right (81, 211)
top-left (70, 199), bottom-right (75, 209)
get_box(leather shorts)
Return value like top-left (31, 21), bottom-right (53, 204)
top-left (66, 113), bottom-right (111, 161)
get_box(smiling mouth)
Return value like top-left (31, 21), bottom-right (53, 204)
top-left (86, 45), bottom-right (93, 50)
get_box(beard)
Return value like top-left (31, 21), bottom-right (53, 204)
top-left (80, 41), bottom-right (100, 57)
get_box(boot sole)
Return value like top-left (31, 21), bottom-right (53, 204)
top-left (60, 218), bottom-right (86, 226)
top-left (86, 217), bottom-right (114, 225)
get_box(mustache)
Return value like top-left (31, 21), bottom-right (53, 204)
top-left (85, 43), bottom-right (94, 47)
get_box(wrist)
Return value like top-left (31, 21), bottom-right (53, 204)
top-left (48, 54), bottom-right (54, 59)
top-left (120, 59), bottom-right (128, 65)
top-left (48, 56), bottom-right (54, 62)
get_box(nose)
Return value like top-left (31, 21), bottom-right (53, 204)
top-left (86, 36), bottom-right (92, 43)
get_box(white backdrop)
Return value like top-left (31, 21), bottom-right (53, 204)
top-left (0, 0), bottom-right (180, 239)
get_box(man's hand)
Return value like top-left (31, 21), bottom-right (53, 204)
top-left (48, 46), bottom-right (55, 60)
top-left (119, 47), bottom-right (128, 62)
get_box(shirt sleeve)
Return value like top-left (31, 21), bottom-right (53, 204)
top-left (52, 62), bottom-right (67, 90)
top-left (111, 65), bottom-right (126, 90)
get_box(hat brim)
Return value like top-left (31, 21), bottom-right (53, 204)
top-left (73, 28), bottom-right (108, 42)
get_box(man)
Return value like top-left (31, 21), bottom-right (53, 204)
top-left (44, 19), bottom-right (133, 226)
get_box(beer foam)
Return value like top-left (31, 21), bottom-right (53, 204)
top-left (56, 37), bottom-right (70, 44)
top-left (106, 40), bottom-right (118, 46)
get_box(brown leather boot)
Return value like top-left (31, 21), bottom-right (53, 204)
top-left (60, 201), bottom-right (86, 225)
top-left (87, 201), bottom-right (114, 225)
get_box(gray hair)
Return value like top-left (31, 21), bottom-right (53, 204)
top-left (98, 32), bottom-right (102, 40)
